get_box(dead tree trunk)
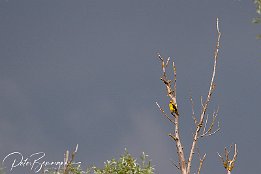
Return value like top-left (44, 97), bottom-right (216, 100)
top-left (156, 18), bottom-right (222, 174)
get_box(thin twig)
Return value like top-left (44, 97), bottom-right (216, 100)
top-left (200, 96), bottom-right (204, 108)
top-left (166, 57), bottom-right (171, 67)
top-left (169, 133), bottom-right (178, 141)
top-left (190, 96), bottom-right (197, 125)
top-left (201, 107), bottom-right (221, 137)
top-left (196, 147), bottom-right (207, 174)
top-left (202, 114), bottom-right (209, 134)
top-left (156, 102), bottom-right (175, 124)
top-left (170, 159), bottom-right (181, 170)
top-left (173, 61), bottom-right (177, 98)
top-left (233, 144), bottom-right (238, 162)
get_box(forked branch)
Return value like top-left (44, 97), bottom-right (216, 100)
top-left (196, 147), bottom-right (206, 174)
top-left (201, 108), bottom-right (220, 137)
top-left (218, 144), bottom-right (238, 174)
top-left (156, 53), bottom-right (186, 174)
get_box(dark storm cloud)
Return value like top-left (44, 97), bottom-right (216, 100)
top-left (0, 0), bottom-right (260, 174)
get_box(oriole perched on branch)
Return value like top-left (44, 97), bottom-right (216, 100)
top-left (169, 100), bottom-right (179, 116)
top-left (224, 160), bottom-right (235, 171)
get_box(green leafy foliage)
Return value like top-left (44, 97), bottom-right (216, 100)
top-left (254, 0), bottom-right (261, 15)
top-left (253, 0), bottom-right (261, 39)
top-left (253, 0), bottom-right (261, 24)
top-left (252, 16), bottom-right (261, 24)
top-left (65, 163), bottom-right (82, 174)
top-left (0, 148), bottom-right (153, 174)
top-left (90, 150), bottom-right (154, 174)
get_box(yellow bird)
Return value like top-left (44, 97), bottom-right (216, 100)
top-left (169, 100), bottom-right (179, 116)
top-left (227, 161), bottom-right (235, 171)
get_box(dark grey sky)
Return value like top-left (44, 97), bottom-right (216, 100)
top-left (0, 0), bottom-right (260, 173)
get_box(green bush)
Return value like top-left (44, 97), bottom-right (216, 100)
top-left (40, 149), bottom-right (154, 174)
top-left (253, 0), bottom-right (261, 38)
top-left (90, 149), bottom-right (154, 174)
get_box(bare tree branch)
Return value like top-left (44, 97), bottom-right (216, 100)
top-left (173, 61), bottom-right (177, 98)
top-left (166, 57), bottom-right (171, 67)
top-left (170, 159), bottom-right (181, 170)
top-left (156, 102), bottom-right (175, 124)
top-left (187, 18), bottom-right (221, 174)
top-left (201, 108), bottom-right (220, 137)
top-left (196, 147), bottom-right (207, 174)
top-left (200, 96), bottom-right (204, 108)
top-left (156, 53), bottom-right (186, 174)
top-left (190, 96), bottom-right (198, 125)
top-left (218, 144), bottom-right (238, 174)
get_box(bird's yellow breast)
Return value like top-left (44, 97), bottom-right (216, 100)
top-left (169, 103), bottom-right (175, 112)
